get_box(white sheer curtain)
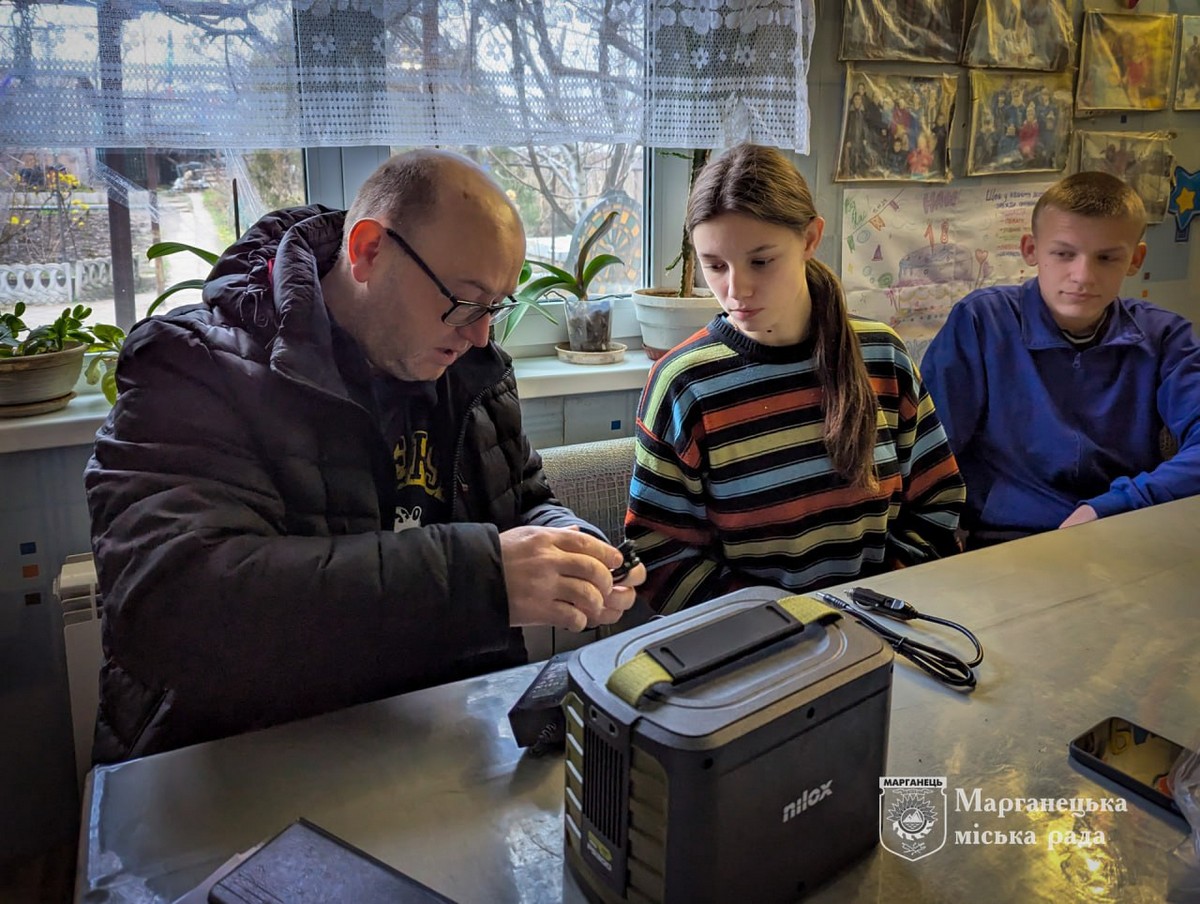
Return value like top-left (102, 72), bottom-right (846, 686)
top-left (647, 0), bottom-right (815, 152)
top-left (0, 0), bottom-right (814, 151)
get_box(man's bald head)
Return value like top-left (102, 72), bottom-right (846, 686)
top-left (345, 149), bottom-right (520, 252)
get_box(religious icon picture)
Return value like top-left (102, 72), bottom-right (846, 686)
top-left (966, 70), bottom-right (1074, 176)
top-left (835, 69), bottom-right (958, 183)
top-left (1076, 131), bottom-right (1174, 224)
top-left (1077, 12), bottom-right (1177, 112)
top-left (962, 0), bottom-right (1073, 71)
top-left (840, 0), bottom-right (965, 64)
top-left (1176, 17), bottom-right (1200, 111)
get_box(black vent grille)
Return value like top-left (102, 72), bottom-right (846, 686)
top-left (564, 693), bottom-right (668, 902)
top-left (583, 721), bottom-right (627, 847)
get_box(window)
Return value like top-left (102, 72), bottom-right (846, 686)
top-left (1, 147), bottom-right (304, 330)
top-left (394, 143), bottom-right (644, 295)
top-left (2, 0), bottom-right (815, 336)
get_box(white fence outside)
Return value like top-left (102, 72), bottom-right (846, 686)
top-left (0, 257), bottom-right (120, 304)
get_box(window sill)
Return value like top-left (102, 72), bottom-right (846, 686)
top-left (512, 348), bottom-right (653, 400)
top-left (0, 352), bottom-right (654, 455)
top-left (0, 392), bottom-right (113, 455)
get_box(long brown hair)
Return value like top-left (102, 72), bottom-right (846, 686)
top-left (687, 143), bottom-right (878, 488)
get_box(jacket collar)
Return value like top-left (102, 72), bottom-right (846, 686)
top-left (1019, 277), bottom-right (1145, 350)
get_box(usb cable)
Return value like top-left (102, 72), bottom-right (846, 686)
top-left (811, 588), bottom-right (983, 690)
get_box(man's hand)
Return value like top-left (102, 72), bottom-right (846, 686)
top-left (1058, 504), bottom-right (1099, 529)
top-left (500, 526), bottom-right (640, 632)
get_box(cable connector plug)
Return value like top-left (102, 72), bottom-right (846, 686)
top-left (847, 587), bottom-right (918, 620)
top-left (610, 539), bottom-right (641, 582)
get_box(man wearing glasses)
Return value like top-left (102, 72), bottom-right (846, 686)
top-left (85, 149), bottom-right (643, 763)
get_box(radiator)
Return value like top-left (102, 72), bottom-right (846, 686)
top-left (54, 553), bottom-right (101, 792)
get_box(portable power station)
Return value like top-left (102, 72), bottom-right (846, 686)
top-left (564, 587), bottom-right (894, 903)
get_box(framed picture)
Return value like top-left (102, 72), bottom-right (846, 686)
top-left (1176, 16), bottom-right (1200, 111)
top-left (962, 0), bottom-right (1073, 71)
top-left (835, 70), bottom-right (958, 183)
top-left (966, 70), bottom-right (1073, 176)
top-left (840, 0), bottom-right (965, 64)
top-left (1076, 131), bottom-right (1174, 224)
top-left (1077, 12), bottom-right (1176, 113)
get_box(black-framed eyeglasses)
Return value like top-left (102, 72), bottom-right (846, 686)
top-left (384, 227), bottom-right (517, 327)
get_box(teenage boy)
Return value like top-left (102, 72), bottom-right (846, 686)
top-left (922, 171), bottom-right (1200, 545)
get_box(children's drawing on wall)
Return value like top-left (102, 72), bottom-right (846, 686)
top-left (1176, 17), bottom-right (1200, 111)
top-left (962, 0), bottom-right (1073, 71)
top-left (840, 182), bottom-right (1052, 365)
top-left (840, 0), bottom-right (965, 64)
top-left (1076, 131), bottom-right (1173, 224)
top-left (965, 70), bottom-right (1073, 177)
top-left (835, 70), bottom-right (958, 183)
top-left (1077, 12), bottom-right (1177, 113)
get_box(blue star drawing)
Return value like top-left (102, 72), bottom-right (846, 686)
top-left (1168, 166), bottom-right (1200, 235)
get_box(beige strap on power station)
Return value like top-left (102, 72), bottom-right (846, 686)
top-left (605, 595), bottom-right (841, 707)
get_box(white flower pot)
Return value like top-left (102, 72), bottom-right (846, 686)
top-left (631, 287), bottom-right (723, 360)
top-left (0, 343), bottom-right (87, 415)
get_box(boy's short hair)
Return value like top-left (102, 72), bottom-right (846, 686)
top-left (1032, 171), bottom-right (1147, 239)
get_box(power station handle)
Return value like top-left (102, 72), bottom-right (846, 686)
top-left (606, 595), bottom-right (842, 707)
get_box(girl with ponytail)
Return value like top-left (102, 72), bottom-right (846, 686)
top-left (625, 143), bottom-right (965, 615)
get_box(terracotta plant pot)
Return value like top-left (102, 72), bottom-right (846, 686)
top-left (631, 287), bottom-right (723, 360)
top-left (0, 343), bottom-right (86, 414)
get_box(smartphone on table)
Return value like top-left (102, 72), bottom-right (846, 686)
top-left (1068, 716), bottom-right (1190, 817)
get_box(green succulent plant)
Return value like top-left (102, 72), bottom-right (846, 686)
top-left (0, 301), bottom-right (126, 403)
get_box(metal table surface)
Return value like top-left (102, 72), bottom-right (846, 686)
top-left (77, 498), bottom-right (1200, 904)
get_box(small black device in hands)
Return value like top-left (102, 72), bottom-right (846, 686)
top-left (610, 539), bottom-right (641, 582)
top-left (508, 652), bottom-right (572, 756)
top-left (1068, 716), bottom-right (1189, 817)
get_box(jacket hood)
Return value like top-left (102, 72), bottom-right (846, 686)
top-left (203, 204), bottom-right (341, 343)
top-left (201, 204), bottom-right (361, 398)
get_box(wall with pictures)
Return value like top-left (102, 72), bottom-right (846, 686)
top-left (795, 0), bottom-right (1200, 359)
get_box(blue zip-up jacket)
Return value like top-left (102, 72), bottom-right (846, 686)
top-left (922, 279), bottom-right (1200, 535)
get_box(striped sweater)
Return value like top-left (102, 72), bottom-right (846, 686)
top-left (625, 314), bottom-right (965, 614)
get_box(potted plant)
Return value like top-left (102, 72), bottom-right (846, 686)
top-left (495, 260), bottom-right (560, 351)
top-left (0, 240), bottom-right (220, 415)
top-left (0, 302), bottom-right (125, 414)
top-left (146, 240), bottom-right (220, 315)
top-left (632, 149), bottom-right (723, 360)
top-left (519, 210), bottom-right (625, 361)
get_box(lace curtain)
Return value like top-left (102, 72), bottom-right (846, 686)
top-left (0, 0), bottom-right (814, 152)
top-left (647, 0), bottom-right (815, 152)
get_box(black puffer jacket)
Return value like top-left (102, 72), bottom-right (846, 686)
top-left (86, 206), bottom-right (590, 763)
